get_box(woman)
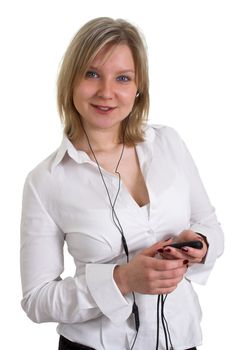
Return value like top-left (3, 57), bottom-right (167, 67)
top-left (20, 17), bottom-right (224, 350)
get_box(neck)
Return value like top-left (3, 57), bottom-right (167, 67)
top-left (74, 120), bottom-right (124, 152)
top-left (77, 125), bottom-right (122, 153)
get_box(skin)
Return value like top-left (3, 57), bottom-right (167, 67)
top-left (114, 231), bottom-right (208, 296)
top-left (72, 43), bottom-right (150, 206)
top-left (72, 43), bottom-right (208, 296)
top-left (159, 229), bottom-right (208, 264)
top-left (73, 44), bottom-right (138, 146)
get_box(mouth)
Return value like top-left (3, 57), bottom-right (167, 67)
top-left (91, 104), bottom-right (116, 113)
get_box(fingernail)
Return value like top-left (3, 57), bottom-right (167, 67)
top-left (164, 248), bottom-right (171, 253)
top-left (158, 248), bottom-right (164, 253)
top-left (181, 247), bottom-right (189, 252)
top-left (196, 234), bottom-right (204, 241)
top-left (183, 259), bottom-right (189, 265)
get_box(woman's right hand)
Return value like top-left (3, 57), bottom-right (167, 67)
top-left (113, 239), bottom-right (188, 295)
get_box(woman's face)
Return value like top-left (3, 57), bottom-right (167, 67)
top-left (73, 44), bottom-right (138, 136)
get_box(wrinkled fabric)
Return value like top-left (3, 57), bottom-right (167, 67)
top-left (20, 125), bottom-right (224, 350)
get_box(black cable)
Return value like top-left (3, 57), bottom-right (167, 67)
top-left (155, 294), bottom-right (160, 350)
top-left (162, 295), bottom-right (174, 350)
top-left (81, 122), bottom-right (128, 259)
top-left (161, 295), bottom-right (169, 350)
top-left (156, 294), bottom-right (174, 350)
top-left (80, 120), bottom-right (174, 350)
top-left (80, 118), bottom-right (139, 350)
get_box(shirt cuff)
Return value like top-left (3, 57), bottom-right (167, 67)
top-left (86, 263), bottom-right (133, 324)
top-left (185, 224), bottom-right (224, 284)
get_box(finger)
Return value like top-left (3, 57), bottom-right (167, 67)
top-left (163, 247), bottom-right (188, 259)
top-left (153, 257), bottom-right (189, 271)
top-left (158, 246), bottom-right (191, 261)
top-left (178, 229), bottom-right (198, 241)
top-left (146, 279), bottom-right (181, 295)
top-left (155, 275), bottom-right (184, 289)
top-left (160, 250), bottom-right (189, 261)
top-left (157, 265), bottom-right (188, 280)
top-left (153, 286), bottom-right (178, 295)
top-left (180, 247), bottom-right (204, 259)
top-left (161, 243), bottom-right (207, 261)
top-left (142, 238), bottom-right (173, 257)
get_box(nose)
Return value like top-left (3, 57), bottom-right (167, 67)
top-left (96, 78), bottom-right (114, 99)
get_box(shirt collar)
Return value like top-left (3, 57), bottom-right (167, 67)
top-left (50, 125), bottom-right (156, 172)
top-left (50, 135), bottom-right (90, 172)
top-left (135, 124), bottom-right (156, 172)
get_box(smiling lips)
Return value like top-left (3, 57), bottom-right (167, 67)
top-left (91, 104), bottom-right (116, 114)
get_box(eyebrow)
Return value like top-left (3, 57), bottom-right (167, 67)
top-left (88, 66), bottom-right (135, 75)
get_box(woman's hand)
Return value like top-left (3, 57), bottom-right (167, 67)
top-left (159, 229), bottom-right (208, 264)
top-left (113, 239), bottom-right (188, 296)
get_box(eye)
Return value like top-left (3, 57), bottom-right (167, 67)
top-left (85, 71), bottom-right (99, 79)
top-left (116, 75), bottom-right (131, 82)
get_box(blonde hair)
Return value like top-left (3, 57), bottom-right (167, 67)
top-left (57, 17), bottom-right (149, 144)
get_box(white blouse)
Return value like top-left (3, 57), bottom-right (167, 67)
top-left (20, 125), bottom-right (224, 350)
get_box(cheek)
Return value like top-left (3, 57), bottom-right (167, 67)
top-left (73, 85), bottom-right (89, 109)
top-left (73, 82), bottom-right (95, 99)
top-left (119, 89), bottom-right (137, 107)
top-left (73, 86), bottom-right (81, 107)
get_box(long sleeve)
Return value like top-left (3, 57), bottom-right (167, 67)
top-left (20, 175), bottom-right (131, 324)
top-left (172, 128), bottom-right (224, 284)
top-left (20, 128), bottom-right (223, 348)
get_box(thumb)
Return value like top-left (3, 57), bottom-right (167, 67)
top-left (141, 238), bottom-right (173, 257)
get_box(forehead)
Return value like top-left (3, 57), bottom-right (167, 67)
top-left (90, 44), bottom-right (135, 70)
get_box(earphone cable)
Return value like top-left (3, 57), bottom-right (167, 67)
top-left (81, 124), bottom-right (129, 258)
top-left (155, 294), bottom-right (161, 350)
top-left (161, 294), bottom-right (169, 350)
top-left (80, 118), bottom-right (139, 349)
top-left (156, 294), bottom-right (174, 350)
top-left (162, 295), bottom-right (174, 350)
top-left (78, 119), bottom-right (175, 350)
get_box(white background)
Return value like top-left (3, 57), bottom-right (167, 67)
top-left (0, 0), bottom-right (232, 348)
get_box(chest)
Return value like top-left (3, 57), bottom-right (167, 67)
top-left (48, 155), bottom-right (191, 264)
top-left (90, 145), bottom-right (150, 207)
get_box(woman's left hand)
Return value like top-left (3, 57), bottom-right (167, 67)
top-left (158, 230), bottom-right (208, 264)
